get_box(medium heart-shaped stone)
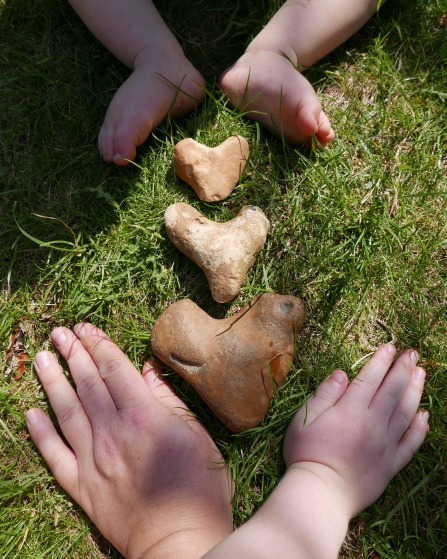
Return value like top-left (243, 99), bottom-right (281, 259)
top-left (165, 203), bottom-right (269, 303)
top-left (173, 135), bottom-right (249, 202)
top-left (151, 293), bottom-right (306, 432)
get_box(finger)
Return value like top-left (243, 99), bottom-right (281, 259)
top-left (51, 327), bottom-right (116, 420)
top-left (293, 369), bottom-right (349, 427)
top-left (74, 323), bottom-right (154, 410)
top-left (369, 349), bottom-right (419, 419)
top-left (395, 410), bottom-right (429, 472)
top-left (387, 366), bottom-right (425, 440)
top-left (26, 408), bottom-right (80, 500)
top-left (142, 360), bottom-right (218, 441)
top-left (343, 344), bottom-right (396, 408)
top-left (142, 360), bottom-right (201, 428)
top-left (34, 351), bottom-right (92, 456)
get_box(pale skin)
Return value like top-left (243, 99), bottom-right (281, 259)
top-left (26, 323), bottom-right (233, 559)
top-left (27, 326), bottom-right (428, 558)
top-left (68, 0), bottom-right (386, 164)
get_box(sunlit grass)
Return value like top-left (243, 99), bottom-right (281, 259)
top-left (1, 0), bottom-right (446, 557)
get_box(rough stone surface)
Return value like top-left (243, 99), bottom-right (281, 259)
top-left (165, 203), bottom-right (269, 303)
top-left (173, 136), bottom-right (249, 202)
top-left (151, 293), bottom-right (306, 432)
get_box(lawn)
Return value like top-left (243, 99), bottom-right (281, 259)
top-left (1, 0), bottom-right (446, 557)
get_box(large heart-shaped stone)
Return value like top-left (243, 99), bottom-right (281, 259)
top-left (151, 293), bottom-right (306, 432)
top-left (173, 136), bottom-right (249, 202)
top-left (165, 203), bottom-right (269, 303)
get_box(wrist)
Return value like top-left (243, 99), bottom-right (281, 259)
top-left (127, 508), bottom-right (232, 559)
top-left (255, 464), bottom-right (351, 558)
top-left (135, 527), bottom-right (228, 559)
top-left (285, 462), bottom-right (353, 520)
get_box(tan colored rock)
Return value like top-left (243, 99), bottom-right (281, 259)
top-left (151, 293), bottom-right (306, 432)
top-left (164, 203), bottom-right (269, 303)
top-left (173, 136), bottom-right (249, 202)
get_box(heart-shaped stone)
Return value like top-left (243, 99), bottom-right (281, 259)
top-left (173, 135), bottom-right (249, 202)
top-left (151, 293), bottom-right (306, 432)
top-left (164, 203), bottom-right (269, 303)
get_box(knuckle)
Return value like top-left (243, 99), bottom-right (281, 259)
top-left (99, 356), bottom-right (127, 380)
top-left (314, 386), bottom-right (335, 403)
top-left (385, 383), bottom-right (403, 402)
top-left (121, 407), bottom-right (150, 430)
top-left (56, 400), bottom-right (82, 428)
top-left (77, 373), bottom-right (102, 400)
top-left (397, 406), bottom-right (415, 425)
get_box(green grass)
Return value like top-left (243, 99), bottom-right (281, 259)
top-left (1, 0), bottom-right (446, 557)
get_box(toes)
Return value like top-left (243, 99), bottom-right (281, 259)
top-left (295, 369), bottom-right (349, 426)
top-left (296, 96), bottom-right (323, 137)
top-left (112, 122), bottom-right (138, 165)
top-left (101, 122), bottom-right (116, 163)
top-left (112, 124), bottom-right (138, 165)
top-left (395, 410), bottom-right (429, 472)
top-left (315, 111), bottom-right (335, 146)
top-left (97, 121), bottom-right (136, 165)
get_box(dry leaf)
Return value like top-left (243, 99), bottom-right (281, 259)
top-left (4, 325), bottom-right (30, 379)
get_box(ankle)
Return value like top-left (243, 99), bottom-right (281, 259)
top-left (133, 40), bottom-right (185, 70)
top-left (245, 39), bottom-right (298, 69)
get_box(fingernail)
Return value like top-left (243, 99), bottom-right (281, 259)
top-left (414, 367), bottom-right (425, 380)
top-left (26, 409), bottom-right (40, 426)
top-left (113, 153), bottom-right (123, 160)
top-left (330, 369), bottom-right (345, 386)
top-left (420, 410), bottom-right (429, 422)
top-left (76, 324), bottom-right (87, 341)
top-left (386, 343), bottom-right (396, 355)
top-left (411, 349), bottom-right (419, 362)
top-left (52, 327), bottom-right (66, 346)
top-left (34, 352), bottom-right (50, 371)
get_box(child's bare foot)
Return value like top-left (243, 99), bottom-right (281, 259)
top-left (27, 323), bottom-right (232, 559)
top-left (220, 49), bottom-right (334, 146)
top-left (99, 47), bottom-right (204, 165)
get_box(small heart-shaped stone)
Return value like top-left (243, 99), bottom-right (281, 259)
top-left (151, 293), bottom-right (306, 432)
top-left (173, 135), bottom-right (249, 201)
top-left (165, 203), bottom-right (269, 303)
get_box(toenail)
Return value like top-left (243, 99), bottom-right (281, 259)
top-left (330, 369), bottom-right (345, 386)
top-left (35, 352), bottom-right (50, 371)
top-left (52, 328), bottom-right (66, 346)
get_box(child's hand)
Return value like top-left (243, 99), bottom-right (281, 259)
top-left (26, 323), bottom-right (233, 559)
top-left (284, 344), bottom-right (429, 516)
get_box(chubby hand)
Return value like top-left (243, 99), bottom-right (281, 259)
top-left (283, 344), bottom-right (429, 517)
top-left (27, 323), bottom-right (233, 559)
